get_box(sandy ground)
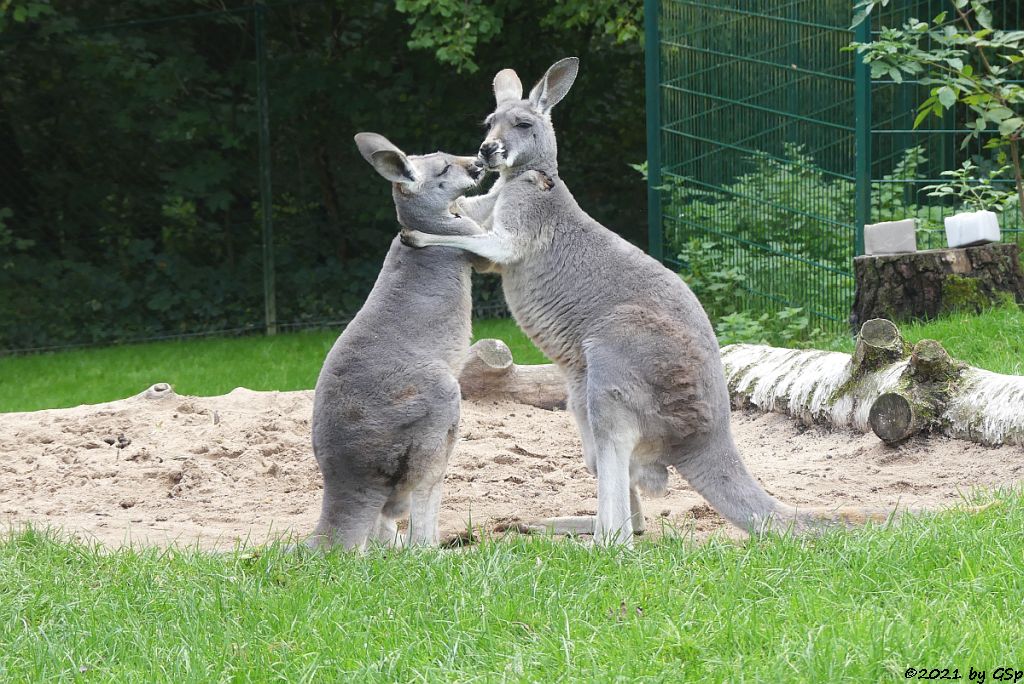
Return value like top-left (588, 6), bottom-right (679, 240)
top-left (1, 385), bottom-right (1021, 548)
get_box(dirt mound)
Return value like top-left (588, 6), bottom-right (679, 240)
top-left (1, 386), bottom-right (1021, 548)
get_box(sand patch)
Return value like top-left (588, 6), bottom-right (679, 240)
top-left (1, 387), bottom-right (1021, 548)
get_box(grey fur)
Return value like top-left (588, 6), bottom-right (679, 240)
top-left (402, 59), bottom-right (871, 545)
top-left (308, 133), bottom-right (484, 550)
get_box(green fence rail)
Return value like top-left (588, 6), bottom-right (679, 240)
top-left (646, 0), bottom-right (1024, 330)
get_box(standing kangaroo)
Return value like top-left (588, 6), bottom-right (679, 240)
top-left (308, 133), bottom-right (484, 550)
top-left (400, 58), bottom-right (906, 545)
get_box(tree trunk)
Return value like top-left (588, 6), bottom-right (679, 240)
top-left (0, 90), bottom-right (40, 240)
top-left (722, 319), bottom-right (1024, 446)
top-left (851, 243), bottom-right (1024, 330)
top-left (459, 339), bottom-right (567, 410)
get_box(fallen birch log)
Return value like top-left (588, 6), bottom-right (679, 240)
top-left (459, 339), bottom-right (567, 410)
top-left (463, 324), bottom-right (1024, 446)
top-left (721, 318), bottom-right (1024, 446)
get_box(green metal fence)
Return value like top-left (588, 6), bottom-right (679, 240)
top-left (646, 0), bottom-right (1024, 330)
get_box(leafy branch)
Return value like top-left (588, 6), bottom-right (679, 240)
top-left (0, 0), bottom-right (53, 33)
top-left (394, 0), bottom-right (642, 73)
top-left (849, 0), bottom-right (1024, 221)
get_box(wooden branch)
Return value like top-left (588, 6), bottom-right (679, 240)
top-left (459, 339), bottom-right (567, 410)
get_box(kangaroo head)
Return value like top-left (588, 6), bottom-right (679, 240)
top-left (478, 57), bottom-right (579, 174)
top-left (355, 132), bottom-right (484, 220)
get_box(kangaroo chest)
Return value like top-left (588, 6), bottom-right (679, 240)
top-left (501, 255), bottom-right (592, 374)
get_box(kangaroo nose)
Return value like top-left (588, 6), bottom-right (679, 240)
top-left (479, 141), bottom-right (499, 159)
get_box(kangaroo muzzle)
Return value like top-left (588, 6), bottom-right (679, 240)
top-left (478, 140), bottom-right (504, 168)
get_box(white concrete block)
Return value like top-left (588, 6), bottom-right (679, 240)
top-left (864, 218), bottom-right (917, 255)
top-left (944, 210), bottom-right (1001, 248)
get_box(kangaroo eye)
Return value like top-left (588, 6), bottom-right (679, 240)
top-left (514, 121), bottom-right (532, 129)
top-left (438, 164), bottom-right (451, 177)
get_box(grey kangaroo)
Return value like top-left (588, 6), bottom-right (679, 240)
top-left (401, 58), bottom-right (907, 545)
top-left (308, 133), bottom-right (484, 550)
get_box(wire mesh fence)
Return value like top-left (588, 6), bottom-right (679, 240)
top-left (0, 2), bottom-right (520, 355)
top-left (2, 7), bottom-right (271, 353)
top-left (647, 0), bottom-right (1024, 331)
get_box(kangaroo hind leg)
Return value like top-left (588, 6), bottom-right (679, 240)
top-left (585, 367), bottom-right (644, 546)
top-left (308, 479), bottom-right (389, 551)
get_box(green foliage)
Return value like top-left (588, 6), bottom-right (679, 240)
top-left (667, 144), bottom-right (854, 269)
top-left (715, 308), bottom-right (812, 347)
top-left (676, 238), bottom-right (813, 346)
top-left (662, 145), bottom-right (939, 335)
top-left (395, 0), bottom-right (642, 73)
top-left (0, 1), bottom-right (646, 350)
top-left (924, 159), bottom-right (1018, 212)
top-left (666, 144), bottom-right (934, 269)
top-left (393, 0), bottom-right (503, 74)
top-left (850, 0), bottom-right (1024, 220)
top-left (676, 239), bottom-right (747, 315)
top-left (0, 0), bottom-right (53, 32)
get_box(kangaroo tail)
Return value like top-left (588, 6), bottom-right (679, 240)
top-left (679, 434), bottom-right (997, 536)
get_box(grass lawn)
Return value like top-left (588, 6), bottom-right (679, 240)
top-left (1, 492), bottom-right (1020, 682)
top-left (0, 319), bottom-right (547, 413)
top-left (3, 305), bottom-right (1023, 413)
top-left (2, 306), bottom-right (1022, 680)
top-left (825, 304), bottom-right (1024, 376)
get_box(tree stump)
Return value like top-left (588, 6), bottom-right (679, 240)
top-left (850, 242), bottom-right (1024, 330)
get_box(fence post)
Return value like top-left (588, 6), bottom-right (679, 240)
top-left (644, 0), bottom-right (663, 261)
top-left (853, 15), bottom-right (871, 258)
top-left (255, 1), bottom-right (277, 335)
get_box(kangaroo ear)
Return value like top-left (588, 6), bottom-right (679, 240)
top-left (354, 132), bottom-right (417, 184)
top-left (493, 68), bottom-right (523, 105)
top-left (528, 57), bottom-right (579, 114)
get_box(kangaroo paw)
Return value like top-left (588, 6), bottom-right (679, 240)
top-left (400, 229), bottom-right (425, 248)
top-left (520, 170), bottom-right (555, 191)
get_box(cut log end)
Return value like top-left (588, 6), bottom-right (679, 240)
top-left (909, 339), bottom-right (961, 382)
top-left (137, 382), bottom-right (176, 401)
top-left (464, 338), bottom-right (514, 374)
top-left (869, 392), bottom-right (917, 444)
top-left (852, 318), bottom-right (907, 374)
top-left (459, 338), bottom-right (567, 410)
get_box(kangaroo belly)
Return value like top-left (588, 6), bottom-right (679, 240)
top-left (501, 264), bottom-right (589, 371)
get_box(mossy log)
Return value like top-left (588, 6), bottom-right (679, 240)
top-left (722, 318), bottom-right (1024, 446)
top-left (459, 339), bottom-right (567, 410)
top-left (850, 242), bottom-right (1024, 330)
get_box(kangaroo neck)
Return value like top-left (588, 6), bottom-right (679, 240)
top-left (395, 205), bottom-right (469, 239)
top-left (503, 158), bottom-right (558, 181)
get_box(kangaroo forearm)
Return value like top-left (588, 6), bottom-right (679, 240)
top-left (404, 230), bottom-right (518, 264)
top-left (447, 215), bottom-right (486, 236)
top-left (455, 181), bottom-right (503, 222)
